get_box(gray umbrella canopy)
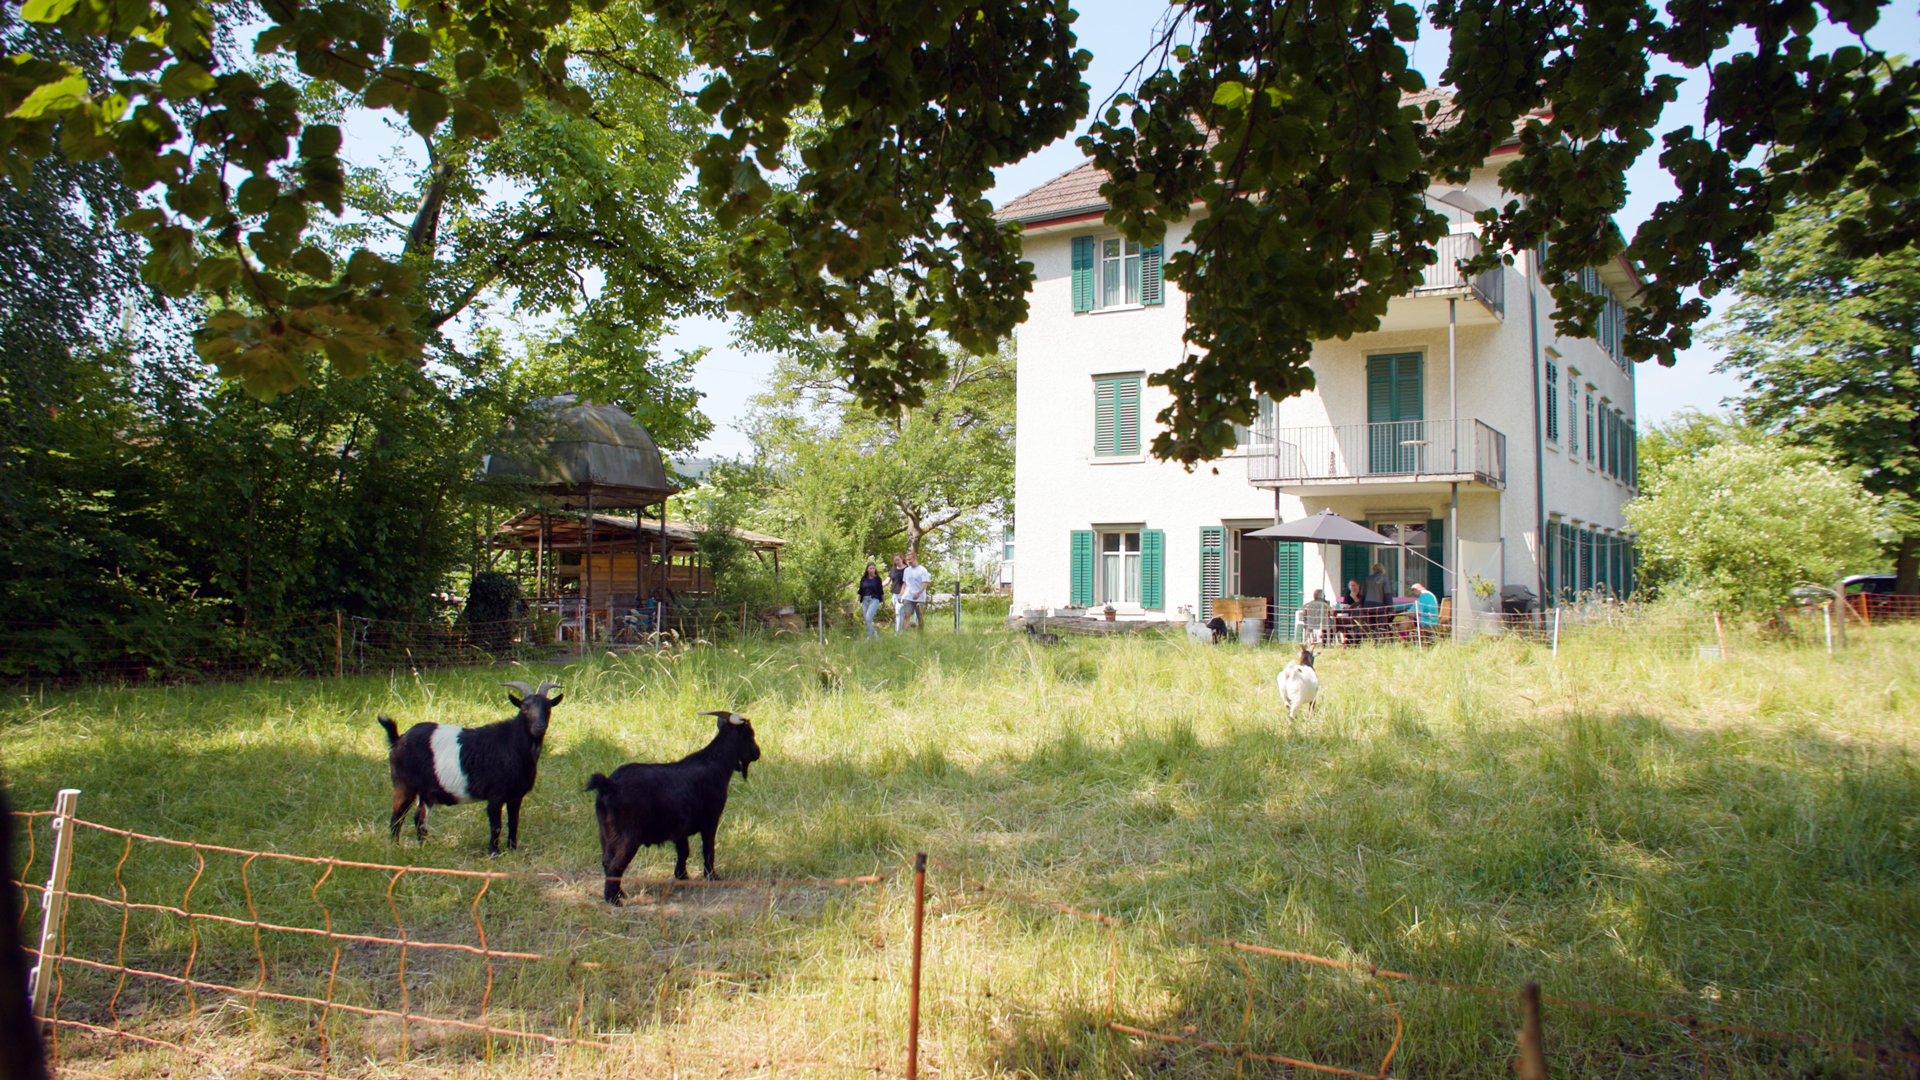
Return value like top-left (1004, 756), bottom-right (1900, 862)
top-left (482, 396), bottom-right (678, 508)
top-left (1244, 510), bottom-right (1394, 545)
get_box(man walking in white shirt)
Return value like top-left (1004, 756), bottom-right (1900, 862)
top-left (896, 552), bottom-right (932, 633)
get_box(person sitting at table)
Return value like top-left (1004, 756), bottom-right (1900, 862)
top-left (1410, 582), bottom-right (1439, 644)
top-left (1335, 580), bottom-right (1364, 645)
top-left (1301, 588), bottom-right (1333, 645)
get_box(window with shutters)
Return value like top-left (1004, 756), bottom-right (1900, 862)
top-left (1366, 353), bottom-right (1424, 474)
top-left (1071, 235), bottom-right (1164, 311)
top-left (1232, 395), bottom-right (1275, 449)
top-left (1545, 357), bottom-right (1560, 442)
top-left (1093, 375), bottom-right (1143, 457)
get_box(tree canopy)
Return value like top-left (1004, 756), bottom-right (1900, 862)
top-left (4, 0), bottom-right (1917, 463)
top-left (1623, 443), bottom-right (1882, 612)
top-left (1713, 187), bottom-right (1920, 594)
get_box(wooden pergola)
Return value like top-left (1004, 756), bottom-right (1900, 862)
top-left (490, 510), bottom-right (786, 605)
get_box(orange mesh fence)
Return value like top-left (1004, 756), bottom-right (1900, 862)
top-left (17, 814), bottom-right (902, 1078)
top-left (10, 811), bottom-right (1918, 1079)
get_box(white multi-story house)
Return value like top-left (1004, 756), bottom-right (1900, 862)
top-left (998, 136), bottom-right (1642, 633)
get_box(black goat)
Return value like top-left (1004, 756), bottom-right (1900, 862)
top-left (378, 680), bottom-right (563, 855)
top-left (1025, 623), bottom-right (1062, 646)
top-left (586, 710), bottom-right (762, 905)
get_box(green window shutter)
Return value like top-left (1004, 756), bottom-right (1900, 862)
top-left (1093, 378), bottom-right (1115, 455)
top-left (1543, 521), bottom-right (1556, 601)
top-left (1093, 376), bottom-right (1141, 456)
top-left (1116, 377), bottom-right (1140, 454)
top-left (1274, 541), bottom-right (1303, 642)
top-left (1199, 526), bottom-right (1223, 618)
top-left (1071, 236), bottom-right (1094, 313)
top-left (1562, 525), bottom-right (1578, 600)
top-left (1545, 360), bottom-right (1558, 441)
top-left (1140, 243), bottom-right (1164, 305)
top-left (1069, 530), bottom-right (1094, 607)
top-left (1341, 522), bottom-right (1371, 593)
top-left (1140, 530), bottom-right (1165, 609)
top-left (1612, 535), bottom-right (1624, 596)
top-left (1427, 517), bottom-right (1446, 598)
top-left (1579, 528), bottom-right (1592, 592)
top-left (1626, 540), bottom-right (1637, 596)
top-left (1395, 357), bottom-right (1424, 422)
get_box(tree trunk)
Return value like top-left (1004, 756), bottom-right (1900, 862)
top-left (1896, 534), bottom-right (1919, 596)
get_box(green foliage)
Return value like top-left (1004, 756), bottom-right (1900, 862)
top-left (1713, 184), bottom-right (1920, 592)
top-left (465, 570), bottom-right (520, 651)
top-left (745, 342), bottom-right (1014, 564)
top-left (1624, 443), bottom-right (1882, 611)
top-left (686, 461), bottom-right (771, 606)
top-left (1084, 0), bottom-right (1920, 462)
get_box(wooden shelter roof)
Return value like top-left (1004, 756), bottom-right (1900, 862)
top-left (481, 397), bottom-right (681, 508)
top-left (491, 511), bottom-right (785, 553)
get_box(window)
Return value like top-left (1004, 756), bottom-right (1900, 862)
top-left (1585, 392), bottom-right (1596, 464)
top-left (1099, 531), bottom-right (1142, 605)
top-left (1545, 358), bottom-right (1560, 442)
top-left (1093, 375), bottom-right (1142, 456)
top-left (1072, 235), bottom-right (1164, 312)
top-left (1073, 528), bottom-right (1164, 609)
top-left (1002, 526), bottom-right (1015, 562)
top-left (1232, 395), bottom-right (1275, 448)
top-left (1565, 372), bottom-right (1579, 458)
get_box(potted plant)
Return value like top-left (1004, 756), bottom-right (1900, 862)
top-left (1103, 604), bottom-right (1117, 621)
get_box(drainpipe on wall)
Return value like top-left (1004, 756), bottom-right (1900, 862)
top-left (1449, 298), bottom-right (1464, 642)
top-left (1527, 244), bottom-right (1548, 608)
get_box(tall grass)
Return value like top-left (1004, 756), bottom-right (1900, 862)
top-left (4, 619), bottom-right (1917, 1078)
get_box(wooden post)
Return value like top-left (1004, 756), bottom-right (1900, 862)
top-left (1713, 611), bottom-right (1728, 657)
top-left (334, 611), bottom-right (343, 678)
top-left (739, 602), bottom-right (747, 637)
top-left (1516, 982), bottom-right (1549, 1080)
top-left (906, 852), bottom-right (927, 1080)
top-left (817, 600), bottom-right (824, 646)
top-left (30, 788), bottom-right (81, 1030)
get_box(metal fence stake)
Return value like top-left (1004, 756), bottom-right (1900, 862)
top-left (953, 580), bottom-right (961, 633)
top-left (1551, 607), bottom-right (1560, 657)
top-left (334, 610), bottom-right (344, 678)
top-left (29, 788), bottom-right (81, 1031)
top-left (906, 852), bottom-right (927, 1080)
top-left (1517, 981), bottom-right (1549, 1080)
top-left (1824, 603), bottom-right (1833, 656)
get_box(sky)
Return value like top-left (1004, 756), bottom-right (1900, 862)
top-left (670, 1), bottom-right (1920, 461)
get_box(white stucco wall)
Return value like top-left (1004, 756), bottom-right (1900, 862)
top-left (1010, 164), bottom-right (1641, 618)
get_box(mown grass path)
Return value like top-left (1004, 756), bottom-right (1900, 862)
top-left (5, 622), bottom-right (1916, 1078)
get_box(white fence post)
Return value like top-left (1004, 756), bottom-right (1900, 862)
top-left (1824, 603), bottom-right (1833, 656)
top-left (1551, 607), bottom-right (1560, 657)
top-left (29, 788), bottom-right (81, 1030)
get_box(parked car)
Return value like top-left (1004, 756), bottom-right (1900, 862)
top-left (1843, 573), bottom-right (1915, 621)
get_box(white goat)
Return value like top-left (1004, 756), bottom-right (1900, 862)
top-left (1180, 605), bottom-right (1214, 645)
top-left (1277, 647), bottom-right (1319, 720)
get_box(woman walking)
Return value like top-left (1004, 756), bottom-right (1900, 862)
top-left (857, 562), bottom-right (886, 639)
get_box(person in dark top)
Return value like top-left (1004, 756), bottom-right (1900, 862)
top-left (857, 562), bottom-right (886, 639)
top-left (1364, 563), bottom-right (1392, 639)
top-left (887, 553), bottom-right (907, 622)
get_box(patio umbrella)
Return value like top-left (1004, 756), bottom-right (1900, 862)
top-left (1244, 511), bottom-right (1396, 614)
top-left (1244, 510), bottom-right (1394, 546)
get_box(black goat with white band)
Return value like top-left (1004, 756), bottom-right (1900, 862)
top-left (377, 680), bottom-right (564, 855)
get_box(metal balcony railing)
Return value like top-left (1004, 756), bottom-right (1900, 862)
top-left (1247, 419), bottom-right (1507, 487)
top-left (1411, 233), bottom-right (1505, 318)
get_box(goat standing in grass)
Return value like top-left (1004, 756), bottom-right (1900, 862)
top-left (1277, 647), bottom-right (1319, 720)
top-left (587, 711), bottom-right (762, 905)
top-left (378, 680), bottom-right (563, 855)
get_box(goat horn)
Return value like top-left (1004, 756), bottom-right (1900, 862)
top-left (699, 710), bottom-right (746, 725)
top-left (534, 681), bottom-right (560, 697)
top-left (500, 681), bottom-right (536, 697)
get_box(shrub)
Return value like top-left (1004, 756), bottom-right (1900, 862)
top-left (465, 571), bottom-right (521, 652)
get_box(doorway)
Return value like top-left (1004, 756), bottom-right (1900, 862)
top-left (1231, 528), bottom-right (1276, 605)
top-left (1370, 520), bottom-right (1431, 599)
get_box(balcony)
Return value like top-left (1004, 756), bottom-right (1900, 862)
top-left (1375, 233), bottom-right (1506, 332)
top-left (1247, 419), bottom-right (1508, 493)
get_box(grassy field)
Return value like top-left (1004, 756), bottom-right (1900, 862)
top-left (4, 616), bottom-right (1917, 1078)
